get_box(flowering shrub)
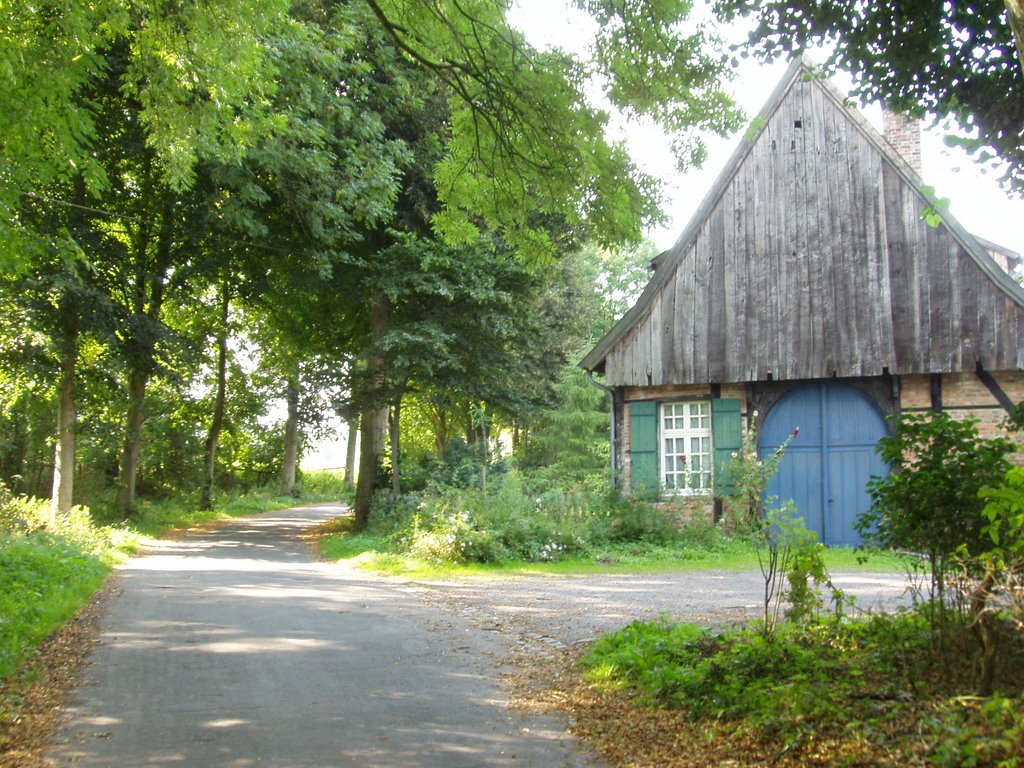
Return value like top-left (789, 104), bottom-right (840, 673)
top-left (716, 419), bottom-right (834, 636)
top-left (722, 416), bottom-right (798, 531)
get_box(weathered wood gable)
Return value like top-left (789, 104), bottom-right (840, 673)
top-left (582, 58), bottom-right (1024, 387)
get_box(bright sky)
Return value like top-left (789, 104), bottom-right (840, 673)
top-left (508, 1), bottom-right (1024, 260)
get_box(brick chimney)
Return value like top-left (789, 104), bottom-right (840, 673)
top-left (882, 109), bottom-right (923, 177)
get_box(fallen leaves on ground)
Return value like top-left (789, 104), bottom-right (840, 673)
top-left (504, 641), bottom-right (923, 768)
top-left (0, 585), bottom-right (111, 768)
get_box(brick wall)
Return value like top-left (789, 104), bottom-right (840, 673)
top-left (882, 110), bottom-right (922, 177)
top-left (900, 371), bottom-right (1024, 438)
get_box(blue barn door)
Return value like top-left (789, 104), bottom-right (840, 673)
top-left (758, 383), bottom-right (889, 546)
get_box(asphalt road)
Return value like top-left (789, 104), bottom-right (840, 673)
top-left (47, 504), bottom-right (596, 768)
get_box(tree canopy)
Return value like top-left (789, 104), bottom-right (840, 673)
top-left (0, 0), bottom-right (747, 521)
top-left (1, 0), bottom-right (742, 271)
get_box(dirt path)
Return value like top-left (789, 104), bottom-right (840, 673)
top-left (397, 568), bottom-right (911, 648)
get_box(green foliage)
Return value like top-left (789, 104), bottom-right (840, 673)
top-left (323, 510), bottom-right (896, 575)
top-left (860, 410), bottom-right (1019, 682)
top-left (0, 490), bottom-right (132, 678)
top-left (0, 477), bottom-right (347, 685)
top-left (756, 503), bottom-right (842, 636)
top-left (599, 493), bottom-right (686, 546)
top-left (392, 0), bottom-right (743, 258)
top-left (582, 609), bottom-right (1024, 764)
top-left (774, 508), bottom-right (840, 625)
top-left (520, 352), bottom-right (610, 491)
top-left (717, 417), bottom-right (798, 532)
top-left (978, 466), bottom-right (1024, 669)
top-left (295, 469), bottom-right (348, 499)
top-left (366, 471), bottom-right (690, 565)
top-left (400, 437), bottom-right (510, 493)
top-left (981, 466), bottom-right (1024, 558)
top-left (0, 533), bottom-right (111, 678)
top-left (860, 412), bottom-right (1015, 596)
top-left (373, 474), bottom-right (587, 564)
top-left (932, 693), bottom-right (1024, 768)
top-left (583, 620), bottom-right (842, 725)
top-left (717, 420), bottom-right (836, 635)
top-left (1, 0), bottom-right (740, 524)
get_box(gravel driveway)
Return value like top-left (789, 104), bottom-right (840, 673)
top-left (393, 568), bottom-right (913, 653)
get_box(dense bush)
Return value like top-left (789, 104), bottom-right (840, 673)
top-left (400, 437), bottom-right (510, 493)
top-left (860, 412), bottom-right (1014, 590)
top-left (367, 471), bottom-right (690, 565)
top-left (859, 410), bottom-right (1023, 691)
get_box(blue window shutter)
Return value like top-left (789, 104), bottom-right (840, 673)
top-left (712, 398), bottom-right (743, 495)
top-left (629, 401), bottom-right (659, 499)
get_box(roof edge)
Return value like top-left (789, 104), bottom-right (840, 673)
top-left (580, 57), bottom-right (811, 372)
top-left (580, 55), bottom-right (1024, 374)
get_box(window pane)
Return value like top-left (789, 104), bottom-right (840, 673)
top-left (660, 400), bottom-right (713, 496)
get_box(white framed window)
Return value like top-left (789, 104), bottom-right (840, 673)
top-left (661, 401), bottom-right (713, 494)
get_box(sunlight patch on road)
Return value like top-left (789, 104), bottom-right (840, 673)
top-left (202, 718), bottom-right (252, 729)
top-left (182, 637), bottom-right (340, 654)
top-left (121, 554), bottom-right (328, 575)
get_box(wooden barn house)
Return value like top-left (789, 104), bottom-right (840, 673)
top-left (580, 57), bottom-right (1024, 546)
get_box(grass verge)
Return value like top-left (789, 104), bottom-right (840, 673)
top-left (317, 516), bottom-right (905, 578)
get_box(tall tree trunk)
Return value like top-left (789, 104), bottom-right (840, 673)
top-left (432, 406), bottom-right (448, 457)
top-left (390, 397), bottom-right (402, 495)
top-left (282, 373), bottom-right (300, 495)
top-left (50, 319), bottom-right (77, 520)
top-left (353, 404), bottom-right (387, 529)
top-left (353, 296), bottom-right (390, 529)
top-left (342, 413), bottom-right (359, 493)
top-left (51, 179), bottom-right (90, 520)
top-left (1006, 0), bottom-right (1024, 74)
top-left (200, 283), bottom-right (230, 510)
top-left (464, 404), bottom-right (476, 445)
top-left (113, 192), bottom-right (172, 518)
top-left (479, 425), bottom-right (489, 492)
top-left (472, 403), bottom-right (490, 492)
top-left (114, 367), bottom-right (148, 517)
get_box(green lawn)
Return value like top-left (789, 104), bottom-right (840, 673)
top-left (319, 522), bottom-right (906, 578)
